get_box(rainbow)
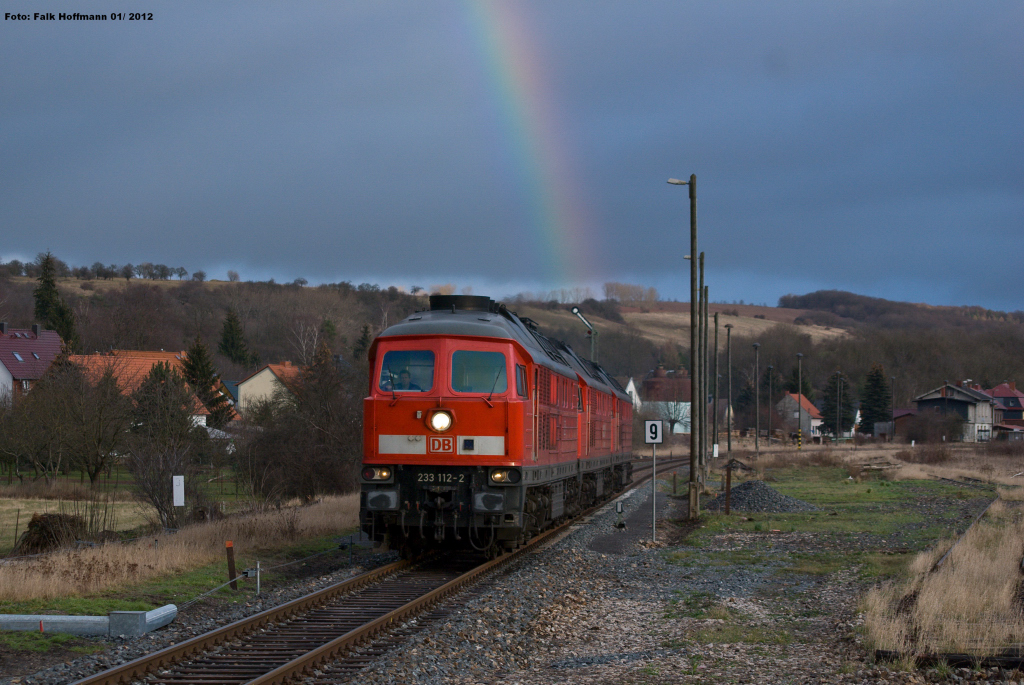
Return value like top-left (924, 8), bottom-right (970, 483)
top-left (462, 1), bottom-right (600, 286)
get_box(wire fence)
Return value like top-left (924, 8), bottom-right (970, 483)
top-left (178, 531), bottom-right (373, 612)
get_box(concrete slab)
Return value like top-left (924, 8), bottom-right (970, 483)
top-left (0, 604), bottom-right (177, 637)
top-left (588, 488), bottom-right (669, 555)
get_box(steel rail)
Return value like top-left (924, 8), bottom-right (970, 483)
top-left (68, 559), bottom-right (411, 685)
top-left (71, 457), bottom-right (686, 685)
top-left (245, 461), bottom-right (690, 684)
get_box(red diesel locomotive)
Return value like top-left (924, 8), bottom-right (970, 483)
top-left (359, 295), bottom-right (634, 557)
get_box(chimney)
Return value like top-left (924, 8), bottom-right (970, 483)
top-left (0, 322), bottom-right (6, 334)
top-left (955, 380), bottom-right (962, 388)
top-left (284, 361), bottom-right (291, 367)
top-left (31, 324), bottom-right (40, 337)
top-left (1012, 382), bottom-right (1017, 392)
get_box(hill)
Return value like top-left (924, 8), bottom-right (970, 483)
top-left (6, 268), bottom-right (1024, 416)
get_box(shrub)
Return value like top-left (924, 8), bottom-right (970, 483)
top-left (14, 513), bottom-right (86, 554)
top-left (895, 445), bottom-right (951, 464)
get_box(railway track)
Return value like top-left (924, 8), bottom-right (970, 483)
top-left (72, 457), bottom-right (690, 685)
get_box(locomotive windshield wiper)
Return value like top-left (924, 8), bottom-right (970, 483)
top-left (386, 364), bottom-right (397, 401)
top-left (486, 366), bottom-right (505, 403)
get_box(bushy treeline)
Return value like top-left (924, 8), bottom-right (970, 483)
top-left (718, 321), bottom-right (1024, 439)
top-left (0, 262), bottom-right (425, 381)
top-left (782, 290), bottom-right (1024, 329)
top-left (0, 254), bottom-right (203, 282)
top-left (238, 344), bottom-right (363, 501)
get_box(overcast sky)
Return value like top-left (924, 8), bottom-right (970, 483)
top-left (3, 2), bottom-right (1022, 309)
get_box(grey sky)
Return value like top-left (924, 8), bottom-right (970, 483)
top-left (3, 2), bottom-right (1021, 309)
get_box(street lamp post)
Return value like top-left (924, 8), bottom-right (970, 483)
top-left (703, 282), bottom-right (709, 474)
top-left (725, 323), bottom-right (733, 455)
top-left (767, 365), bottom-right (773, 449)
top-left (570, 306), bottom-right (597, 362)
top-left (797, 353), bottom-right (804, 449)
top-left (891, 376), bottom-right (896, 443)
top-left (668, 175), bottom-right (698, 519)
top-left (835, 371), bottom-right (842, 443)
top-left (698, 254), bottom-right (705, 478)
top-left (713, 312), bottom-right (720, 455)
top-left (753, 342), bottom-right (761, 457)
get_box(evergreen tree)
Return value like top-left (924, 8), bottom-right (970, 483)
top-left (128, 362), bottom-right (204, 528)
top-left (859, 364), bottom-right (892, 434)
top-left (784, 366), bottom-right (813, 400)
top-left (33, 252), bottom-right (60, 323)
top-left (820, 371), bottom-right (856, 438)
top-left (182, 336), bottom-right (233, 429)
top-left (219, 310), bottom-right (255, 367)
top-left (33, 252), bottom-right (80, 352)
top-left (130, 362), bottom-right (196, 442)
top-left (352, 324), bottom-right (373, 360)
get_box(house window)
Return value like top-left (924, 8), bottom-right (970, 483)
top-left (21, 380), bottom-right (30, 393)
top-left (12, 353), bottom-right (24, 362)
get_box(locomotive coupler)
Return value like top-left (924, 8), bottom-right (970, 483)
top-left (433, 509), bottom-right (446, 542)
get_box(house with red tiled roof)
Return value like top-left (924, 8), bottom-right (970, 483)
top-left (985, 382), bottom-right (1024, 424)
top-left (0, 322), bottom-right (63, 404)
top-left (69, 350), bottom-right (219, 426)
top-left (776, 392), bottom-right (823, 438)
top-left (640, 365), bottom-right (692, 434)
top-left (236, 361), bottom-right (303, 415)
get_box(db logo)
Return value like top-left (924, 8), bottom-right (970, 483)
top-left (428, 436), bottom-right (454, 453)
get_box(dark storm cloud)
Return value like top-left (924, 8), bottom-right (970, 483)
top-left (2, 1), bottom-right (1021, 308)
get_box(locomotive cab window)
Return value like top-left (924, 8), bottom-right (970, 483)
top-left (516, 364), bottom-right (528, 398)
top-left (452, 351), bottom-right (507, 394)
top-left (378, 350), bottom-right (434, 392)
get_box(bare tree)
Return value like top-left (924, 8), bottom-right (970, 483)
top-left (0, 370), bottom-right (71, 484)
top-left (658, 399), bottom-right (691, 435)
top-left (126, 362), bottom-right (207, 528)
top-left (56, 359), bottom-right (134, 484)
top-left (287, 317), bottom-right (321, 366)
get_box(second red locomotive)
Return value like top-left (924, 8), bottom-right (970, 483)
top-left (360, 295), bottom-right (633, 557)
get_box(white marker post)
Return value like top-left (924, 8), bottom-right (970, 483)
top-left (172, 476), bottom-right (185, 508)
top-left (644, 420), bottom-right (663, 541)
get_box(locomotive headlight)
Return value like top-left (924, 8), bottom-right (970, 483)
top-left (362, 466), bottom-right (393, 481)
top-left (490, 468), bottom-right (521, 484)
top-left (428, 410), bottom-right (453, 433)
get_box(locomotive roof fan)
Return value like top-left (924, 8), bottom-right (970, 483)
top-left (429, 295), bottom-right (497, 313)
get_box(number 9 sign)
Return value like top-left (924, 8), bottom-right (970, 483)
top-left (644, 420), bottom-right (663, 445)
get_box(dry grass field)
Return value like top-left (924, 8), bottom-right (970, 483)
top-left (4, 274), bottom-right (236, 296)
top-left (620, 309), bottom-right (847, 344)
top-left (0, 495), bottom-right (359, 601)
top-left (865, 497), bottom-right (1024, 656)
top-left (515, 302), bottom-right (847, 348)
top-left (0, 496), bottom-right (156, 552)
top-left (746, 441), bottom-right (1024, 657)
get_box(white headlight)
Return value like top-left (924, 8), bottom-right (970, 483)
top-left (429, 411), bottom-right (452, 433)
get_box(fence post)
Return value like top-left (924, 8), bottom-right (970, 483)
top-left (11, 510), bottom-right (20, 554)
top-left (226, 541), bottom-right (238, 590)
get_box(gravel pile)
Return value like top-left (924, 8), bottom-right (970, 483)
top-left (703, 479), bottom-right (818, 513)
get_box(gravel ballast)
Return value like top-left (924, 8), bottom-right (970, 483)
top-left (703, 478), bottom-right (819, 513)
top-left (6, 475), bottom-right (1000, 685)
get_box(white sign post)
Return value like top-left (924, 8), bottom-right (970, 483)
top-left (644, 420), bottom-right (663, 541)
top-left (172, 475), bottom-right (185, 507)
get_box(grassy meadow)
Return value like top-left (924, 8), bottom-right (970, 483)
top-left (656, 442), bottom-right (1024, 658)
top-left (0, 494), bottom-right (360, 614)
